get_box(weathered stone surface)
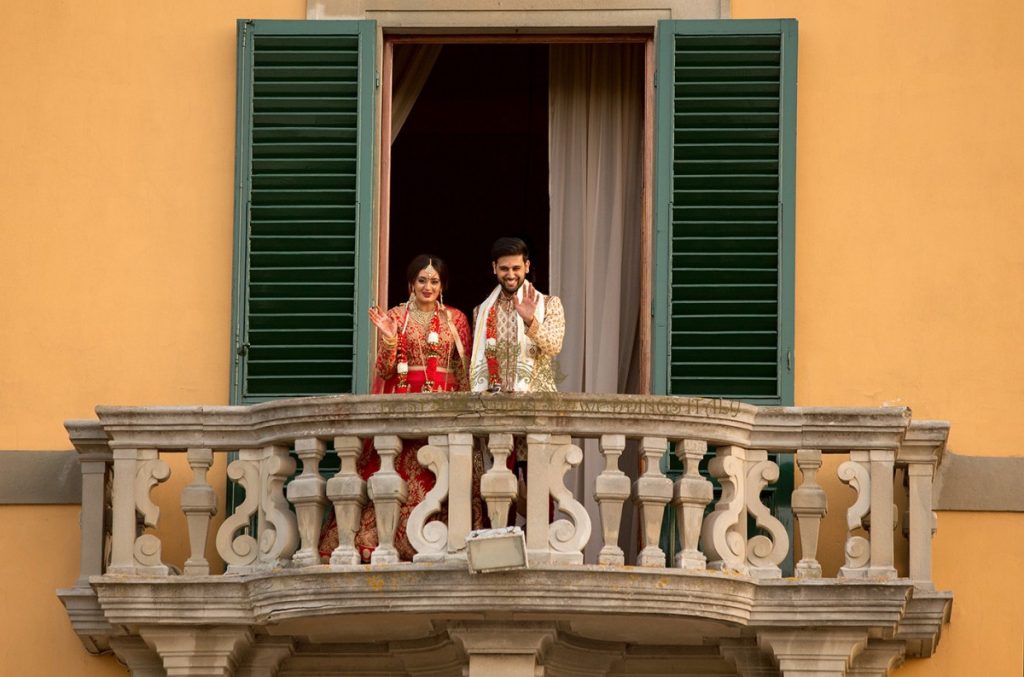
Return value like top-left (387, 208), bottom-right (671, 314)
top-left (62, 394), bottom-right (954, 674)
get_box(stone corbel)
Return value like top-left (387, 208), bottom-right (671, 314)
top-left (449, 621), bottom-right (556, 677)
top-left (718, 636), bottom-right (780, 677)
top-left (108, 636), bottom-right (165, 677)
top-left (895, 588), bottom-right (954, 658)
top-left (235, 636), bottom-right (295, 677)
top-left (846, 639), bottom-right (905, 677)
top-left (757, 629), bottom-right (868, 677)
top-left (140, 626), bottom-right (254, 677)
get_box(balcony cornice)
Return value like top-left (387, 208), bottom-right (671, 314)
top-left (91, 564), bottom-right (920, 638)
top-left (87, 393), bottom-right (923, 452)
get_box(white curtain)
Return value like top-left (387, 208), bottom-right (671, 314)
top-left (548, 44), bottom-right (645, 561)
top-left (391, 45), bottom-right (443, 143)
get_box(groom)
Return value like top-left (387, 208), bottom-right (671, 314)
top-left (470, 237), bottom-right (564, 393)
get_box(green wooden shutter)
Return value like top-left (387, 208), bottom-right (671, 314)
top-left (653, 20), bottom-right (797, 569)
top-left (653, 19), bottom-right (796, 406)
top-left (231, 19), bottom-right (376, 404)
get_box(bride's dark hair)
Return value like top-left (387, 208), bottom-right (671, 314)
top-left (406, 254), bottom-right (449, 292)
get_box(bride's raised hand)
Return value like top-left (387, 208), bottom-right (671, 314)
top-left (368, 305), bottom-right (398, 339)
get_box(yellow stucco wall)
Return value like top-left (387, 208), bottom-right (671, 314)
top-left (0, 0), bottom-right (1021, 674)
top-left (732, 1), bottom-right (1024, 674)
top-left (0, 2), bottom-right (304, 673)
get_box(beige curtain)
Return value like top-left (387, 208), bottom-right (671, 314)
top-left (548, 44), bottom-right (645, 561)
top-left (391, 45), bottom-right (442, 143)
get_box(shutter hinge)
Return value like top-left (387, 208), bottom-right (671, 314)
top-left (236, 342), bottom-right (250, 356)
top-left (375, 71), bottom-right (381, 89)
top-left (653, 70), bottom-right (657, 88)
top-left (786, 349), bottom-right (793, 371)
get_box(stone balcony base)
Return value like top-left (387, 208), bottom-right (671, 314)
top-left (75, 563), bottom-right (949, 676)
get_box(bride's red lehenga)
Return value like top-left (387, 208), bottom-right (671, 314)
top-left (318, 303), bottom-right (482, 563)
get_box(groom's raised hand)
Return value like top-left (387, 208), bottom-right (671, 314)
top-left (512, 281), bottom-right (539, 327)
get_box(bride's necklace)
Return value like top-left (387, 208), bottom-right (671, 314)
top-left (395, 302), bottom-right (443, 393)
top-left (408, 306), bottom-right (434, 328)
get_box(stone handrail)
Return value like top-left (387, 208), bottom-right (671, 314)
top-left (64, 393), bottom-right (947, 588)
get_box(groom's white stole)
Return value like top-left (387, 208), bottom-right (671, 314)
top-left (470, 283), bottom-right (545, 392)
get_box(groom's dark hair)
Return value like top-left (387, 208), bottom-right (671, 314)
top-left (490, 237), bottom-right (530, 263)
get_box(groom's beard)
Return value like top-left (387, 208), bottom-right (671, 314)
top-left (500, 278), bottom-right (525, 295)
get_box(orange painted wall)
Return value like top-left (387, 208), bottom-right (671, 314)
top-left (1, 0), bottom-right (1021, 674)
top-left (0, 2), bottom-right (304, 674)
top-left (733, 1), bottom-right (1024, 674)
top-left (732, 0), bottom-right (1024, 454)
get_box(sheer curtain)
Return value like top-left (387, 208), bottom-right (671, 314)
top-left (391, 45), bottom-right (442, 143)
top-left (548, 43), bottom-right (645, 561)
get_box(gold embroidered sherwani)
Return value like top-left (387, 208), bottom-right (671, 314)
top-left (475, 292), bottom-right (566, 392)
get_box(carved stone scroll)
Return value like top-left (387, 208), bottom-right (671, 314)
top-left (408, 436), bottom-right (449, 562)
top-left (326, 436), bottom-right (367, 566)
top-left (259, 445), bottom-right (299, 568)
top-left (547, 435), bottom-right (590, 563)
top-left (673, 439), bottom-right (713, 570)
top-left (481, 433), bottom-right (517, 529)
top-left (595, 434), bottom-right (631, 565)
top-left (368, 435), bottom-right (408, 564)
top-left (181, 448), bottom-right (217, 576)
top-left (217, 449), bottom-right (261, 572)
top-left (744, 450), bottom-right (789, 578)
top-left (702, 446), bottom-right (748, 574)
top-left (634, 437), bottom-right (673, 567)
top-left (132, 449), bottom-right (171, 575)
top-left (792, 449), bottom-right (827, 579)
top-left (287, 438), bottom-right (328, 567)
top-left (838, 450), bottom-right (871, 578)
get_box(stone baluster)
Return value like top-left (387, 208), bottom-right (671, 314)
top-left (867, 449), bottom-right (897, 579)
top-left (634, 436), bottom-right (673, 567)
top-left (595, 434), bottom-right (631, 565)
top-left (217, 449), bottom-right (262, 573)
top-left (744, 450), bottom-right (789, 578)
top-left (408, 435), bottom-right (450, 562)
top-left (287, 438), bottom-right (328, 567)
top-left (481, 433), bottom-right (517, 529)
top-left (547, 435), bottom-right (590, 564)
top-left (446, 433), bottom-right (475, 556)
top-left (368, 435), bottom-right (408, 564)
top-left (259, 444), bottom-right (299, 568)
top-left (326, 436), bottom-right (368, 566)
top-left (791, 449), bottom-right (827, 579)
top-left (838, 450), bottom-right (871, 578)
top-left (672, 439), bottom-right (713, 570)
top-left (132, 449), bottom-right (172, 575)
top-left (702, 446), bottom-right (748, 574)
top-left (108, 448), bottom-right (141, 575)
top-left (898, 421), bottom-right (947, 589)
top-left (181, 448), bottom-right (217, 576)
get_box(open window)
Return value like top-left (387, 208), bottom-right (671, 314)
top-left (229, 19), bottom-right (798, 558)
top-left (379, 36), bottom-right (652, 397)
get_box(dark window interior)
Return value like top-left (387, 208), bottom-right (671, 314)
top-left (388, 44), bottom-right (549, 315)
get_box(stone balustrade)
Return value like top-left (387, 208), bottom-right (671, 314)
top-left (58, 393), bottom-right (954, 675)
top-left (64, 393), bottom-right (947, 584)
